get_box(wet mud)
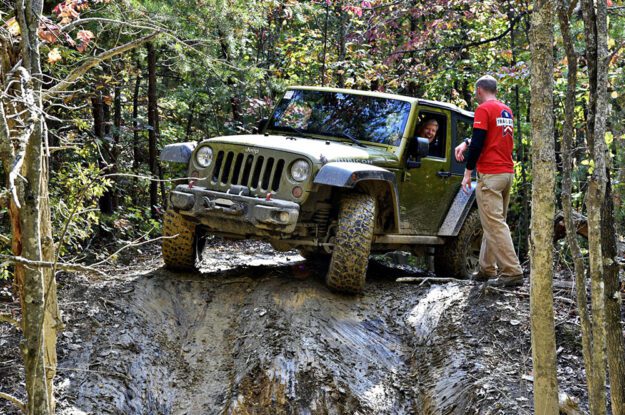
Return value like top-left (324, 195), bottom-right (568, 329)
top-left (1, 240), bottom-right (589, 414)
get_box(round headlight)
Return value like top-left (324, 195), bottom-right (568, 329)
top-left (195, 146), bottom-right (213, 167)
top-left (290, 159), bottom-right (310, 182)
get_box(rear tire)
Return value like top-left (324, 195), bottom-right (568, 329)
top-left (326, 193), bottom-right (376, 294)
top-left (162, 210), bottom-right (199, 271)
top-left (434, 209), bottom-right (482, 278)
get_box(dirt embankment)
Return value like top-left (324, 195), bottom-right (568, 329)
top-left (1, 240), bottom-right (589, 414)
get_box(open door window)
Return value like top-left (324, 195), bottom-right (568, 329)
top-left (407, 110), bottom-right (448, 160)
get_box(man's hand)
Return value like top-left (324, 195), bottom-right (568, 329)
top-left (455, 141), bottom-right (468, 162)
top-left (461, 169), bottom-right (473, 194)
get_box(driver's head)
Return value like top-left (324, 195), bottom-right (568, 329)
top-left (418, 119), bottom-right (439, 143)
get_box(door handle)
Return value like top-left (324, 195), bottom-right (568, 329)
top-left (436, 171), bottom-right (452, 178)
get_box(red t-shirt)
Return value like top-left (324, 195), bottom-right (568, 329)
top-left (472, 100), bottom-right (515, 174)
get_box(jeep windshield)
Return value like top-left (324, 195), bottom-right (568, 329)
top-left (267, 89), bottom-right (411, 146)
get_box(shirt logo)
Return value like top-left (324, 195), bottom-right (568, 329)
top-left (496, 110), bottom-right (514, 137)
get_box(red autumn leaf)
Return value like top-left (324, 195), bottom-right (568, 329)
top-left (77, 29), bottom-right (94, 43)
top-left (76, 29), bottom-right (94, 52)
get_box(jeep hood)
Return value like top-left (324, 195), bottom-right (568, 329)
top-left (204, 134), bottom-right (400, 166)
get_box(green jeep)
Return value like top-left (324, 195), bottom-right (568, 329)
top-left (160, 86), bottom-right (482, 293)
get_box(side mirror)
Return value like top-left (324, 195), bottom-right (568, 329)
top-left (407, 136), bottom-right (429, 169)
top-left (253, 118), bottom-right (269, 134)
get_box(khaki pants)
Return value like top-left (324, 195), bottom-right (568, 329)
top-left (475, 173), bottom-right (523, 277)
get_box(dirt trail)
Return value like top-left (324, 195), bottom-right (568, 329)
top-left (1, 240), bottom-right (589, 414)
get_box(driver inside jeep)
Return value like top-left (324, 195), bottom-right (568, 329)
top-left (410, 118), bottom-right (443, 159)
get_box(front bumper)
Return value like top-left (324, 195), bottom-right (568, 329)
top-left (169, 185), bottom-right (300, 234)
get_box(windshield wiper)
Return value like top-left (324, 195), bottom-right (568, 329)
top-left (274, 125), bottom-right (309, 137)
top-left (334, 131), bottom-right (366, 147)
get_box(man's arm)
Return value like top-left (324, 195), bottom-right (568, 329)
top-left (460, 128), bottom-right (487, 193)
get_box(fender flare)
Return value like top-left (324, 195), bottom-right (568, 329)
top-left (313, 162), bottom-right (400, 232)
top-left (437, 182), bottom-right (477, 237)
top-left (160, 142), bottom-right (196, 164)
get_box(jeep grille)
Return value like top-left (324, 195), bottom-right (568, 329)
top-left (210, 150), bottom-right (285, 192)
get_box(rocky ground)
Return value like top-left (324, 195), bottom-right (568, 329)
top-left (0, 239), bottom-right (600, 414)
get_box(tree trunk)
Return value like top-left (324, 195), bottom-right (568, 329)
top-left (558, 4), bottom-right (596, 409)
top-left (582, 0), bottom-right (609, 412)
top-left (147, 42), bottom-right (159, 218)
top-left (92, 92), bottom-right (114, 215)
top-left (112, 84), bottom-right (122, 210)
top-left (336, 7), bottom-right (347, 88)
top-left (528, 1), bottom-right (559, 414)
top-left (185, 103), bottom-right (195, 141)
top-left (132, 70), bottom-right (141, 206)
top-left (602, 177), bottom-right (625, 415)
top-left (510, 5), bottom-right (528, 259)
top-left (13, 1), bottom-right (59, 412)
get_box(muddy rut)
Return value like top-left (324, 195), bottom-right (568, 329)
top-left (44, 241), bottom-right (542, 415)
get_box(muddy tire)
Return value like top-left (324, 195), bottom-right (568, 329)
top-left (326, 193), bottom-right (376, 293)
top-left (434, 209), bottom-right (482, 279)
top-left (162, 210), bottom-right (199, 271)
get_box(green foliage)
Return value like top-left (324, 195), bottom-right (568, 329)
top-left (50, 147), bottom-right (111, 256)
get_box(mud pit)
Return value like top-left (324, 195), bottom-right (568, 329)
top-left (1, 239), bottom-right (590, 414)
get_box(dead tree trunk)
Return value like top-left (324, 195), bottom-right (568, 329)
top-left (147, 42), bottom-right (159, 218)
top-left (528, 1), bottom-right (559, 413)
top-left (558, 3), bottom-right (595, 409)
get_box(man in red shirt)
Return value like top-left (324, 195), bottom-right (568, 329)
top-left (454, 75), bottom-right (523, 287)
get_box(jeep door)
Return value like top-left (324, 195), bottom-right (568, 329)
top-left (398, 106), bottom-right (462, 234)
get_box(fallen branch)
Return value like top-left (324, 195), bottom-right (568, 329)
top-left (91, 234), bottom-right (170, 267)
top-left (396, 276), bottom-right (469, 284)
top-left (0, 391), bottom-right (26, 414)
top-left (0, 255), bottom-right (107, 277)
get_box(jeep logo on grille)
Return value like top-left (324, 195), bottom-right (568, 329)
top-left (245, 147), bottom-right (260, 155)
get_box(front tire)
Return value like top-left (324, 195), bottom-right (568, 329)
top-left (162, 210), bottom-right (200, 271)
top-left (326, 193), bottom-right (376, 293)
top-left (434, 209), bottom-right (482, 278)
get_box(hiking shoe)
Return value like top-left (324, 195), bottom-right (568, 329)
top-left (487, 274), bottom-right (524, 288)
top-left (472, 269), bottom-right (495, 282)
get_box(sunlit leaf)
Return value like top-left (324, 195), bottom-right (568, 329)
top-left (47, 48), bottom-right (62, 64)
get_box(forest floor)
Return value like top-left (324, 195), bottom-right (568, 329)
top-left (0, 238), bottom-right (608, 415)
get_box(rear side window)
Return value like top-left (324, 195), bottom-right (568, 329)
top-left (451, 116), bottom-right (473, 175)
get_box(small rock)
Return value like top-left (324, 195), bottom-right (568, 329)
top-left (509, 319), bottom-right (521, 326)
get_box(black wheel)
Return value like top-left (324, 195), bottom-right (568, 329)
top-left (326, 193), bottom-right (376, 293)
top-left (434, 209), bottom-right (482, 278)
top-left (162, 210), bottom-right (200, 271)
